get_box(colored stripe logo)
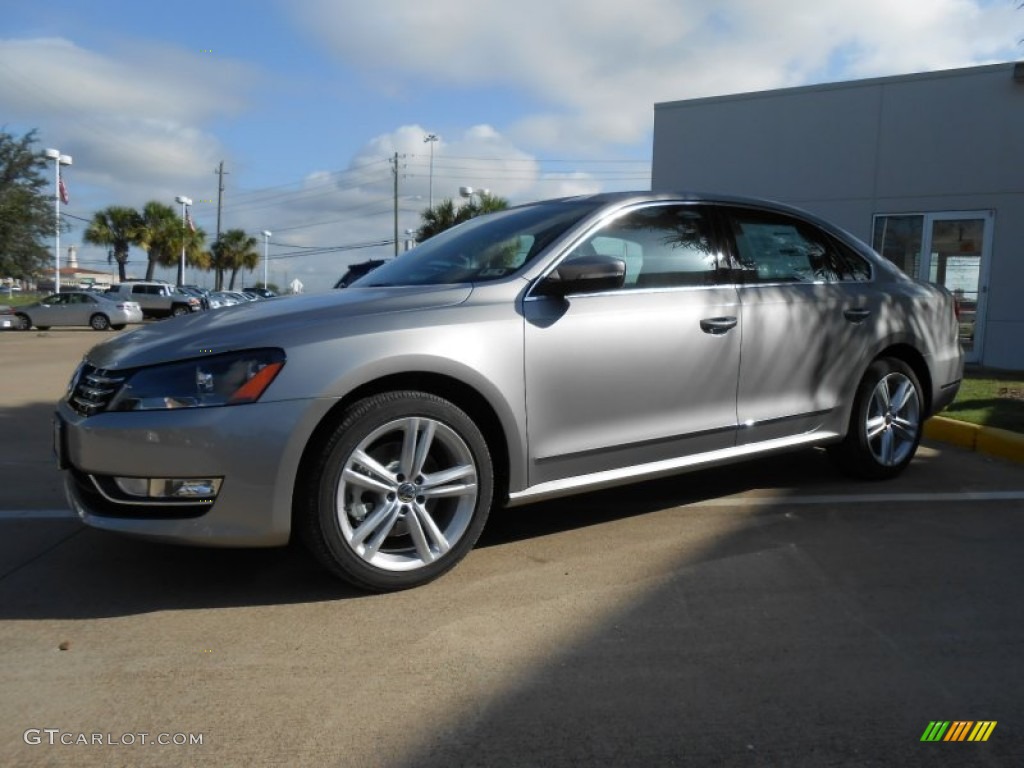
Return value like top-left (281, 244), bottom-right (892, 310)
top-left (921, 721), bottom-right (997, 742)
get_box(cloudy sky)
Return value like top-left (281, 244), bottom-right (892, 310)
top-left (2, 0), bottom-right (1019, 290)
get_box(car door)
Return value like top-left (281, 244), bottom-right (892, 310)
top-left (64, 293), bottom-right (92, 326)
top-left (716, 205), bottom-right (877, 444)
top-left (523, 203), bottom-right (741, 487)
top-left (33, 294), bottom-right (65, 326)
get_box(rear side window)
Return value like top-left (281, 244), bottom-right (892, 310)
top-left (721, 208), bottom-right (871, 283)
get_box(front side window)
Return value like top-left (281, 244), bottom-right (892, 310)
top-left (723, 208), bottom-right (870, 283)
top-left (561, 204), bottom-right (720, 289)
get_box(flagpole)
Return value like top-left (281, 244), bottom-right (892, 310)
top-left (45, 149), bottom-right (72, 293)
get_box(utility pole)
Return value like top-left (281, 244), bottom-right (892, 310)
top-left (214, 161), bottom-right (229, 242)
top-left (391, 152), bottom-right (399, 257)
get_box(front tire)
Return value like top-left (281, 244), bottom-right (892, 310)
top-left (300, 391), bottom-right (493, 592)
top-left (171, 305), bottom-right (189, 317)
top-left (14, 314), bottom-right (30, 330)
top-left (829, 358), bottom-right (923, 480)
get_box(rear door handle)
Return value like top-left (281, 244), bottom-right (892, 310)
top-left (700, 316), bottom-right (738, 335)
top-left (843, 308), bottom-right (871, 323)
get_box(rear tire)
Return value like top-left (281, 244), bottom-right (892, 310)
top-left (829, 358), bottom-right (923, 480)
top-left (14, 314), bottom-right (30, 330)
top-left (90, 313), bottom-right (110, 331)
top-left (299, 391), bottom-right (493, 592)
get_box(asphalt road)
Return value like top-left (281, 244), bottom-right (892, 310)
top-left (2, 329), bottom-right (1023, 767)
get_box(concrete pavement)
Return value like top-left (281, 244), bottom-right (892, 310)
top-left (2, 330), bottom-right (1023, 766)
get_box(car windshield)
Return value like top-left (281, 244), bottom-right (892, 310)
top-left (354, 200), bottom-right (600, 287)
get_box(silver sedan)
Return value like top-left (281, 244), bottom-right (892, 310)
top-left (16, 291), bottom-right (143, 331)
top-left (55, 192), bottom-right (963, 591)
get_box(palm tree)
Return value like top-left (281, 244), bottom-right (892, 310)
top-left (133, 201), bottom-right (180, 281)
top-left (83, 206), bottom-right (141, 282)
top-left (416, 193), bottom-right (509, 243)
top-left (211, 229), bottom-right (259, 290)
top-left (416, 199), bottom-right (461, 242)
top-left (464, 191), bottom-right (509, 218)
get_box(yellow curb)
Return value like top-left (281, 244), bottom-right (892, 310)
top-left (925, 416), bottom-right (1024, 464)
top-left (977, 425), bottom-right (1024, 465)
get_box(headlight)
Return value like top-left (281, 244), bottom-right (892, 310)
top-left (108, 348), bottom-right (286, 411)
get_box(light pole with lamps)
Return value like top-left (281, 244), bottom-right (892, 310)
top-left (44, 148), bottom-right (72, 293)
top-left (459, 186), bottom-right (490, 207)
top-left (261, 230), bottom-right (271, 289)
top-left (423, 133), bottom-right (438, 209)
top-left (174, 195), bottom-right (192, 286)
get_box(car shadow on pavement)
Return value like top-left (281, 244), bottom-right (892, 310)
top-left (0, 447), bottom-right (847, 621)
top-left (1, 442), bottom-right (929, 627)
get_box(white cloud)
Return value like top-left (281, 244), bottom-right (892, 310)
top-left (204, 124), bottom-right (601, 291)
top-left (0, 37), bottom-right (251, 120)
top-left (290, 0), bottom-right (1020, 151)
top-left (0, 37), bottom-right (258, 187)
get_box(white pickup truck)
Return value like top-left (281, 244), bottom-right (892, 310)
top-left (105, 282), bottom-right (202, 319)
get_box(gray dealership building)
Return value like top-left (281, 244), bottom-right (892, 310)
top-left (652, 62), bottom-right (1023, 369)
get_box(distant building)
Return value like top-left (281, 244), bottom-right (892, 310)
top-left (653, 62), bottom-right (1024, 370)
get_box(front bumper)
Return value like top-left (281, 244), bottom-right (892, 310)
top-left (57, 396), bottom-right (332, 547)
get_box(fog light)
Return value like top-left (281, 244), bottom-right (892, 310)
top-left (114, 477), bottom-right (149, 496)
top-left (114, 477), bottom-right (223, 499)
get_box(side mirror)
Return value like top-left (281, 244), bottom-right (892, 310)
top-left (536, 254), bottom-right (626, 297)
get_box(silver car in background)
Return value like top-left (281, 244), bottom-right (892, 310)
top-left (55, 192), bottom-right (963, 591)
top-left (15, 291), bottom-right (143, 331)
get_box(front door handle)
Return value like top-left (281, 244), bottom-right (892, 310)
top-left (843, 308), bottom-right (871, 323)
top-left (700, 316), bottom-right (738, 335)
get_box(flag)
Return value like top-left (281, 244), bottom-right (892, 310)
top-left (185, 208), bottom-right (195, 233)
top-left (58, 173), bottom-right (69, 205)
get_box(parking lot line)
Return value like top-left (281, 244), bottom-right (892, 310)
top-left (686, 490), bottom-right (1024, 508)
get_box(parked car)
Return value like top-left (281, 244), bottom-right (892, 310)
top-left (333, 259), bottom-right (386, 288)
top-left (0, 304), bottom-right (16, 329)
top-left (14, 291), bottom-right (143, 331)
top-left (206, 291), bottom-right (241, 309)
top-left (105, 281), bottom-right (201, 318)
top-left (178, 285), bottom-right (212, 310)
top-left (56, 192), bottom-right (963, 592)
top-left (242, 287), bottom-right (278, 299)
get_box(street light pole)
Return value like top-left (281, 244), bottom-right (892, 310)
top-left (423, 133), bottom-right (438, 209)
top-left (261, 230), bottom-right (271, 289)
top-left (45, 148), bottom-right (72, 293)
top-left (459, 186), bottom-right (490, 208)
top-left (175, 195), bottom-right (192, 286)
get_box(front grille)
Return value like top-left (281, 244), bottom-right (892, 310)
top-left (69, 363), bottom-right (128, 416)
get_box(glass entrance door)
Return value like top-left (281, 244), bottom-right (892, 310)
top-left (872, 211), bottom-right (993, 362)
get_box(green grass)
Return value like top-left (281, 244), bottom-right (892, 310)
top-left (943, 368), bottom-right (1024, 434)
top-left (0, 293), bottom-right (43, 307)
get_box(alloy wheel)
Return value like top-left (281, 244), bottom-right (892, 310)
top-left (335, 416), bottom-right (479, 571)
top-left (864, 371), bottom-right (921, 467)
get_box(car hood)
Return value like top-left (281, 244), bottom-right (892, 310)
top-left (84, 285), bottom-right (473, 370)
